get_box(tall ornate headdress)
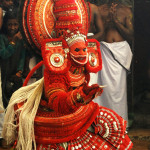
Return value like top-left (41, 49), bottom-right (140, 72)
top-left (21, 0), bottom-right (88, 54)
top-left (21, 0), bottom-right (102, 86)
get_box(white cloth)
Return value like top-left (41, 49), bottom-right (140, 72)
top-left (25, 57), bottom-right (37, 85)
top-left (87, 33), bottom-right (94, 37)
top-left (0, 69), bottom-right (5, 138)
top-left (94, 41), bottom-right (133, 123)
top-left (23, 57), bottom-right (44, 85)
top-left (88, 73), bottom-right (98, 86)
top-left (23, 57), bottom-right (44, 86)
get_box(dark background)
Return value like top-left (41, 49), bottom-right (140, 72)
top-left (86, 0), bottom-right (150, 128)
top-left (132, 0), bottom-right (150, 128)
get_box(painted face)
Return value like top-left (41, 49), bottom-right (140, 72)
top-left (69, 41), bottom-right (88, 65)
top-left (7, 19), bottom-right (19, 37)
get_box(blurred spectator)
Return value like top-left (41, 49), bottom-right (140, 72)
top-left (0, 10), bottom-right (26, 108)
top-left (13, 0), bottom-right (22, 12)
top-left (0, 0), bottom-right (15, 32)
top-left (13, 0), bottom-right (20, 8)
top-left (94, 0), bottom-right (133, 127)
top-left (85, 0), bottom-right (104, 41)
top-left (87, 0), bottom-right (133, 7)
top-left (0, 0), bottom-right (14, 16)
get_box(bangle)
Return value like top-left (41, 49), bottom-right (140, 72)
top-left (9, 41), bottom-right (16, 46)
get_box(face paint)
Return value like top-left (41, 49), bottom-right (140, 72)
top-left (69, 41), bottom-right (88, 65)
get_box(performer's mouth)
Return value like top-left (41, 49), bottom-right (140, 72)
top-left (70, 53), bottom-right (88, 65)
top-left (72, 56), bottom-right (87, 64)
top-left (76, 57), bottom-right (86, 61)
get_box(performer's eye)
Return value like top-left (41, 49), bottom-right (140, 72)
top-left (75, 48), bottom-right (80, 52)
top-left (83, 48), bottom-right (86, 52)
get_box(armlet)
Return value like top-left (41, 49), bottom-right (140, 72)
top-left (41, 38), bottom-right (71, 74)
top-left (85, 39), bottom-right (102, 73)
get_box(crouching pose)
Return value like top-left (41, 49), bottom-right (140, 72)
top-left (2, 0), bottom-right (133, 149)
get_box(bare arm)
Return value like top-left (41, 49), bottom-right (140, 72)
top-left (0, 7), bottom-right (3, 29)
top-left (87, 4), bottom-right (104, 41)
top-left (111, 4), bottom-right (134, 42)
top-left (115, 10), bottom-right (133, 42)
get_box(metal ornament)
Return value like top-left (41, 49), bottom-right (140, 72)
top-left (50, 53), bottom-right (64, 67)
top-left (89, 53), bottom-right (97, 67)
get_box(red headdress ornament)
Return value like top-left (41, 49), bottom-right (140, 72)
top-left (22, 0), bottom-right (102, 86)
top-left (21, 0), bottom-right (88, 53)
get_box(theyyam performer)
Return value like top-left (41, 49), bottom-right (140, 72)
top-left (2, 0), bottom-right (133, 149)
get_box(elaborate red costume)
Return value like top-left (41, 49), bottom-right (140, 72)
top-left (2, 0), bottom-right (133, 149)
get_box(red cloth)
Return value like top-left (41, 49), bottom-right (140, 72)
top-left (34, 104), bottom-right (133, 149)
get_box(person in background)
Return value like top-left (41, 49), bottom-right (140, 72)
top-left (0, 0), bottom-right (14, 16)
top-left (85, 0), bottom-right (104, 41)
top-left (98, 0), bottom-right (133, 44)
top-left (94, 0), bottom-right (133, 126)
top-left (0, 10), bottom-right (26, 149)
top-left (0, 10), bottom-right (26, 108)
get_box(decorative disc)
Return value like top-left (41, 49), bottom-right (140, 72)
top-left (50, 53), bottom-right (64, 67)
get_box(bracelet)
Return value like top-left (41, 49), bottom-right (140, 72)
top-left (9, 41), bottom-right (16, 46)
top-left (76, 92), bottom-right (84, 104)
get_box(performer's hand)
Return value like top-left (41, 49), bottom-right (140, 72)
top-left (72, 83), bottom-right (103, 106)
top-left (82, 83), bottom-right (103, 100)
top-left (12, 31), bottom-right (22, 43)
top-left (110, 3), bottom-right (118, 23)
top-left (82, 83), bottom-right (99, 95)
